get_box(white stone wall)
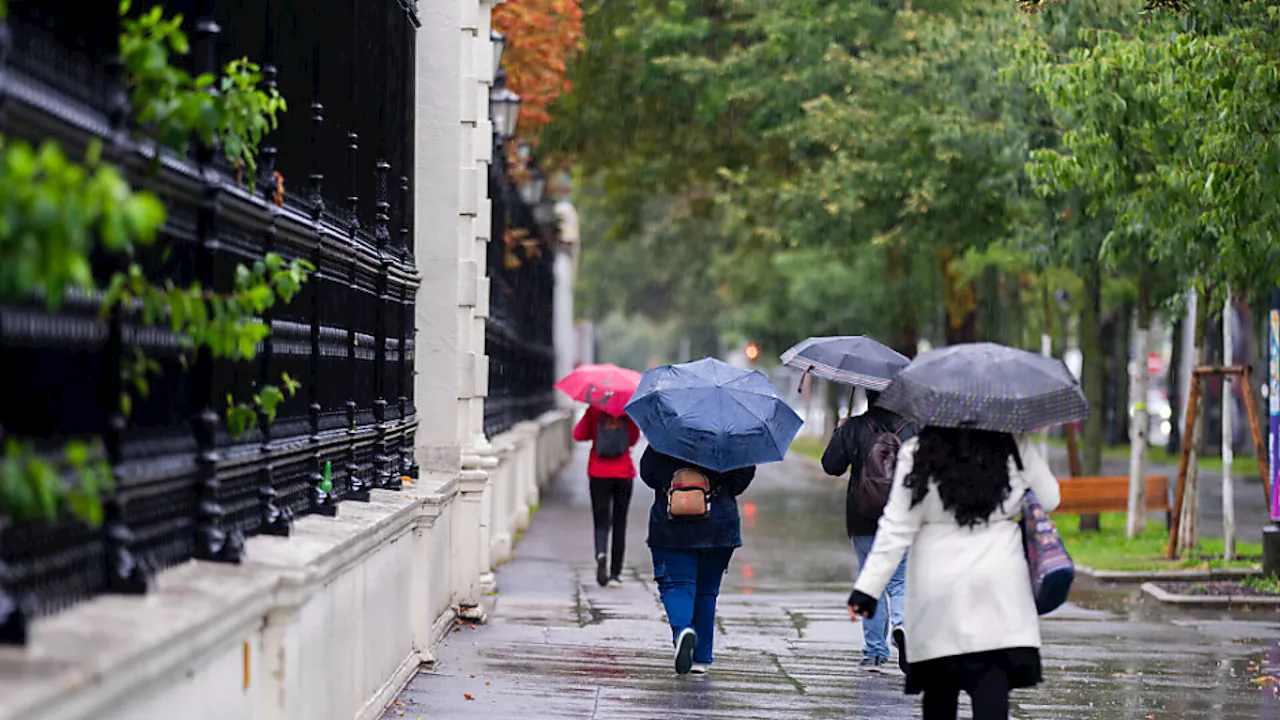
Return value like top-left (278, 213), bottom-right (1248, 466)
top-left (0, 2), bottom-right (578, 718)
top-left (0, 413), bottom-right (571, 720)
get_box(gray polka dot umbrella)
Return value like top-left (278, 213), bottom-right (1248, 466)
top-left (878, 343), bottom-right (1088, 433)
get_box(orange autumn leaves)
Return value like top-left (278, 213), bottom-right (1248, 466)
top-left (492, 0), bottom-right (583, 144)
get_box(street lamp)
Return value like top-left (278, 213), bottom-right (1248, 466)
top-left (490, 29), bottom-right (506, 77)
top-left (490, 69), bottom-right (522, 140)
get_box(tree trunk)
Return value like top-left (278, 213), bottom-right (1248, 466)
top-left (1127, 287), bottom-right (1152, 537)
top-left (1166, 316), bottom-right (1183, 455)
top-left (824, 379), bottom-right (841, 439)
top-left (1079, 258), bottom-right (1104, 531)
top-left (1222, 285), bottom-right (1236, 560)
top-left (1101, 310), bottom-right (1118, 445)
top-left (1040, 284), bottom-right (1053, 461)
top-left (939, 248), bottom-right (977, 345)
top-left (1178, 285), bottom-right (1210, 553)
top-left (888, 246), bottom-right (918, 356)
top-left (1116, 301), bottom-right (1132, 444)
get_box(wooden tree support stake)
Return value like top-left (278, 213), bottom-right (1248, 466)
top-left (1166, 366), bottom-right (1270, 559)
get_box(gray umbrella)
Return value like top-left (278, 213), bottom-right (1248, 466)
top-left (780, 335), bottom-right (909, 391)
top-left (878, 342), bottom-right (1088, 433)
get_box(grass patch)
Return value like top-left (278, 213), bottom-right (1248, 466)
top-left (1057, 512), bottom-right (1262, 571)
top-left (1045, 437), bottom-right (1252, 475)
top-left (789, 436), bottom-right (826, 463)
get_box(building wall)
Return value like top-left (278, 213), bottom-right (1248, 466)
top-left (0, 2), bottom-right (575, 719)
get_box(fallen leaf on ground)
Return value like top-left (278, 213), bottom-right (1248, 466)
top-left (486, 681), bottom-right (491, 685)
top-left (464, 694), bottom-right (475, 701)
top-left (1251, 675), bottom-right (1279, 687)
top-left (394, 702), bottom-right (405, 707)
top-left (470, 674), bottom-right (476, 678)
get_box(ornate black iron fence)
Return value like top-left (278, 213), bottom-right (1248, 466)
top-left (484, 148), bottom-right (556, 438)
top-left (0, 0), bottom-right (419, 644)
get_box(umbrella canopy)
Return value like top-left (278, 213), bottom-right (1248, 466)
top-left (625, 357), bottom-right (803, 472)
top-left (555, 363), bottom-right (643, 417)
top-left (878, 342), bottom-right (1088, 434)
top-left (780, 336), bottom-right (909, 391)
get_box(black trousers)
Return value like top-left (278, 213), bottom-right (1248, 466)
top-left (921, 662), bottom-right (1010, 720)
top-left (589, 477), bottom-right (633, 578)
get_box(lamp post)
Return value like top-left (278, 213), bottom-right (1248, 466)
top-left (490, 69), bottom-right (522, 141)
top-left (490, 29), bottom-right (505, 76)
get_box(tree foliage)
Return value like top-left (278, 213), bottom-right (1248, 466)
top-left (492, 0), bottom-right (585, 143)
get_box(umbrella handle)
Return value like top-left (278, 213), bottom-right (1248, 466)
top-left (796, 367), bottom-right (811, 394)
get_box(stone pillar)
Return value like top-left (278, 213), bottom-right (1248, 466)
top-left (412, 0), bottom-right (464, 483)
top-left (553, 200), bottom-right (580, 391)
top-left (413, 0), bottom-right (499, 611)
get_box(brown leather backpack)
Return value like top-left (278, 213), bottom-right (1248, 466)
top-left (667, 468), bottom-right (712, 520)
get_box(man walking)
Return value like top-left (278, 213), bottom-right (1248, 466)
top-left (822, 389), bottom-right (917, 672)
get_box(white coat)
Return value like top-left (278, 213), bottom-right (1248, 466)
top-left (853, 435), bottom-right (1061, 665)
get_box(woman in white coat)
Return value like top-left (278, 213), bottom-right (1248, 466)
top-left (848, 427), bottom-right (1060, 720)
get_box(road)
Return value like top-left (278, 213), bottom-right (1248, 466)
top-left (389, 447), bottom-right (1280, 719)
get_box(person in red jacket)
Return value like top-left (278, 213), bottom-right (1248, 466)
top-left (574, 405), bottom-right (642, 587)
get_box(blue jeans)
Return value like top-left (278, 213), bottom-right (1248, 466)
top-left (852, 535), bottom-right (907, 661)
top-left (651, 546), bottom-right (735, 664)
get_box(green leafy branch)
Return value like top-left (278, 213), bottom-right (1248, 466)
top-left (1, 439), bottom-right (115, 527)
top-left (102, 253), bottom-right (312, 361)
top-left (103, 253), bottom-right (313, 431)
top-left (0, 137), bottom-right (166, 310)
top-left (226, 371), bottom-right (302, 440)
top-left (119, 1), bottom-right (286, 186)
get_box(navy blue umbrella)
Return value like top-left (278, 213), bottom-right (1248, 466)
top-left (624, 358), bottom-right (804, 472)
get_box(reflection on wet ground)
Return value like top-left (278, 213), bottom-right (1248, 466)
top-left (389, 449), bottom-right (1280, 719)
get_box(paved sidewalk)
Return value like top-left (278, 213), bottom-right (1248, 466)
top-left (389, 447), bottom-right (1280, 719)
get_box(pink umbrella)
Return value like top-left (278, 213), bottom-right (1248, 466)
top-left (555, 363), bottom-right (643, 417)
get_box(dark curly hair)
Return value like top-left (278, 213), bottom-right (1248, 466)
top-left (903, 426), bottom-right (1019, 528)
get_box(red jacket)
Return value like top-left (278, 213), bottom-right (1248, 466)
top-left (573, 407), bottom-right (641, 479)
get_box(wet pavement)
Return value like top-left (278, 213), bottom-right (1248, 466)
top-left (389, 446), bottom-right (1280, 719)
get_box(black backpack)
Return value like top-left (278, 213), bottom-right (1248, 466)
top-left (594, 414), bottom-right (630, 458)
top-left (856, 417), bottom-right (915, 521)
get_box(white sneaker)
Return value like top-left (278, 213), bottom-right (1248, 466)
top-left (607, 577), bottom-right (623, 588)
top-left (689, 662), bottom-right (710, 675)
top-left (674, 628), bottom-right (696, 674)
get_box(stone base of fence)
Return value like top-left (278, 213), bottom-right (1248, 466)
top-left (0, 411), bottom-right (573, 720)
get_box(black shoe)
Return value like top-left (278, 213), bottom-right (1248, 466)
top-left (596, 553), bottom-right (609, 587)
top-left (859, 656), bottom-right (887, 673)
top-left (674, 628), bottom-right (696, 674)
top-left (892, 626), bottom-right (908, 674)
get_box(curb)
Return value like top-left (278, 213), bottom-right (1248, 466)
top-left (1140, 581), bottom-right (1280, 607)
top-left (1080, 565), bottom-right (1262, 583)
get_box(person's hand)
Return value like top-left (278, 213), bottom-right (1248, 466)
top-left (836, 416), bottom-right (847, 429)
top-left (847, 589), bottom-right (877, 620)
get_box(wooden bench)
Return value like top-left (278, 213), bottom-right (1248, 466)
top-left (1056, 476), bottom-right (1171, 517)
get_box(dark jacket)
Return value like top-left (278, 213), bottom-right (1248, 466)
top-left (821, 407), bottom-right (918, 538)
top-left (639, 447), bottom-right (756, 549)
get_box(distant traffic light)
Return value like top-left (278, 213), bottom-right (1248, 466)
top-left (744, 343), bottom-right (760, 362)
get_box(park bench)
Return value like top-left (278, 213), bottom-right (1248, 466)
top-left (1055, 475), bottom-right (1172, 523)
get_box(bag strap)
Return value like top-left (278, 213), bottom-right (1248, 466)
top-left (1009, 438), bottom-right (1025, 472)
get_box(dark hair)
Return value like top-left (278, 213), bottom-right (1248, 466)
top-left (865, 390), bottom-right (882, 407)
top-left (903, 427), bottom-right (1018, 528)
